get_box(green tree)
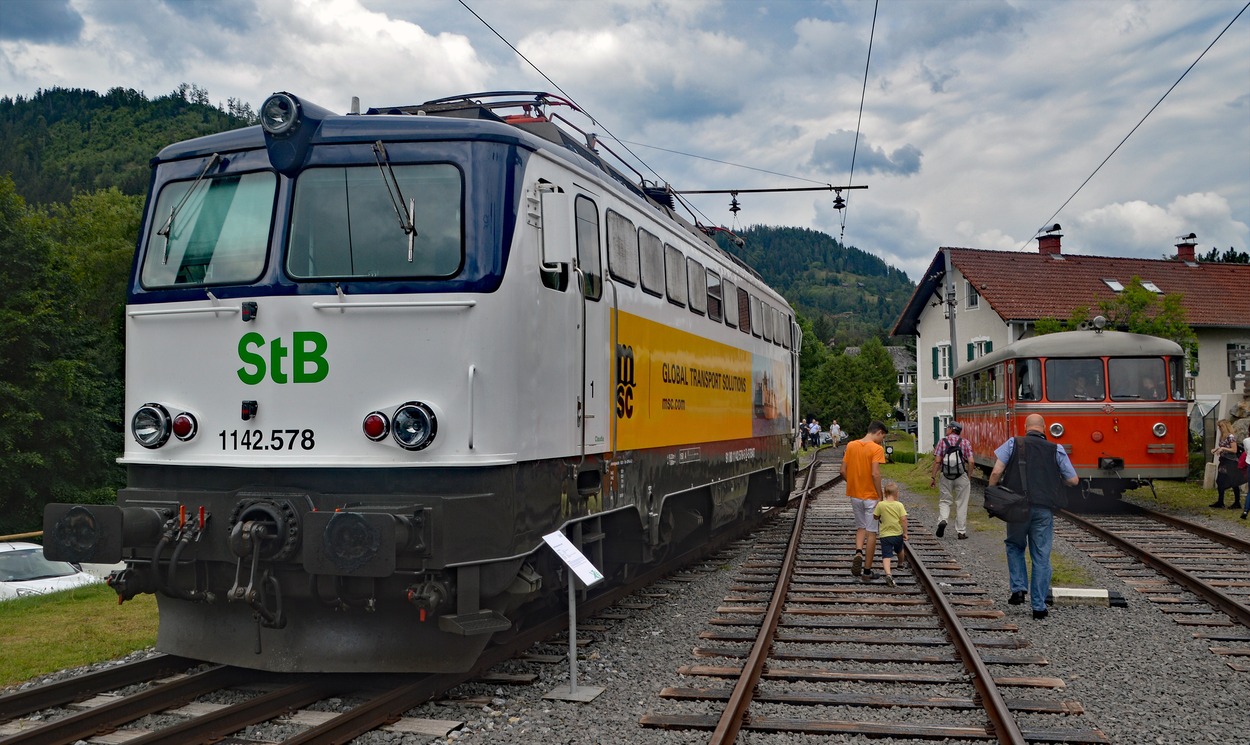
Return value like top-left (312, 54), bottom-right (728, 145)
top-left (0, 176), bottom-right (122, 534)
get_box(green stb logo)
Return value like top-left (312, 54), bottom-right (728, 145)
top-left (237, 331), bottom-right (329, 384)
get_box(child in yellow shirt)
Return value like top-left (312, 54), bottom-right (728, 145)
top-left (872, 481), bottom-right (909, 587)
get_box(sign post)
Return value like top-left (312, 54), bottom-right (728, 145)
top-left (541, 530), bottom-right (606, 702)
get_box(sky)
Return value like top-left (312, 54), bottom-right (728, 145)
top-left (1, 0), bottom-right (1247, 281)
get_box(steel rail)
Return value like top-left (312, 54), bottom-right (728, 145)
top-left (1060, 510), bottom-right (1250, 628)
top-left (0, 654), bottom-right (200, 723)
top-left (706, 451), bottom-right (834, 744)
top-left (1118, 503), bottom-right (1250, 554)
top-left (708, 489), bottom-right (810, 743)
top-left (1, 665), bottom-right (250, 745)
top-left (906, 540), bottom-right (1026, 744)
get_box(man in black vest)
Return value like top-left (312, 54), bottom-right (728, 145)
top-left (986, 414), bottom-right (1079, 619)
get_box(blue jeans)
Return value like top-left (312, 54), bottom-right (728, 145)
top-left (1005, 506), bottom-right (1054, 612)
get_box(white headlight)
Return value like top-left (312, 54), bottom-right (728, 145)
top-left (1048, 422), bottom-right (1064, 438)
top-left (132, 404), bottom-right (172, 448)
top-left (393, 402), bottom-right (437, 451)
top-left (1152, 422), bottom-right (1167, 437)
top-left (261, 93), bottom-right (299, 135)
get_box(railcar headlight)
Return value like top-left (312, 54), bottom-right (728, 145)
top-left (1048, 422), bottom-right (1064, 438)
top-left (1152, 422), bottom-right (1167, 437)
top-left (132, 404), bottom-right (172, 448)
top-left (362, 411), bottom-right (390, 441)
top-left (393, 402), bottom-right (437, 451)
top-left (172, 412), bottom-right (198, 441)
top-left (261, 93), bottom-right (300, 135)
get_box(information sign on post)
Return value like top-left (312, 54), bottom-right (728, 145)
top-left (541, 530), bottom-right (606, 702)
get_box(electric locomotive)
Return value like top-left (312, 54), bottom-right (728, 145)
top-left (43, 92), bottom-right (799, 673)
top-left (953, 324), bottom-right (1189, 498)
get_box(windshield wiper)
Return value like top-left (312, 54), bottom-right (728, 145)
top-left (157, 153), bottom-right (222, 264)
top-left (371, 141), bottom-right (418, 261)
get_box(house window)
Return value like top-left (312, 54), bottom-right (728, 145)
top-left (932, 343), bottom-right (951, 380)
top-left (967, 338), bottom-right (992, 361)
top-left (1102, 278), bottom-right (1124, 292)
top-left (1140, 281), bottom-right (1162, 293)
top-left (1229, 342), bottom-right (1250, 385)
top-left (965, 282), bottom-right (980, 309)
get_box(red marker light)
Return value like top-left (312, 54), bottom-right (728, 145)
top-left (1091, 431), bottom-right (1104, 443)
top-left (362, 411), bottom-right (389, 441)
top-left (172, 413), bottom-right (197, 441)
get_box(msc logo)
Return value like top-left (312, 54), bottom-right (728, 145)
top-left (615, 343), bottom-right (636, 419)
top-left (237, 331), bottom-right (329, 385)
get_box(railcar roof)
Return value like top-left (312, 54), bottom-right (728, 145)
top-left (969, 330), bottom-right (1182, 369)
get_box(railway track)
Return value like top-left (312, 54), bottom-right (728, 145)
top-left (640, 457), bottom-right (1109, 743)
top-left (1057, 504), bottom-right (1250, 672)
top-left (1, 463), bottom-right (810, 744)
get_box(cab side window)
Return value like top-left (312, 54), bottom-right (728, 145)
top-left (575, 196), bottom-right (601, 300)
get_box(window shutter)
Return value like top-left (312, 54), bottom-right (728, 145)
top-left (932, 347), bottom-right (939, 379)
top-left (932, 418), bottom-right (940, 448)
top-left (985, 340), bottom-right (993, 354)
top-left (967, 343), bottom-right (974, 361)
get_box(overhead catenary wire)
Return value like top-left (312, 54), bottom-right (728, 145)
top-left (1024, 0), bottom-right (1249, 249)
top-left (457, 0), bottom-right (832, 235)
top-left (840, 0), bottom-right (879, 245)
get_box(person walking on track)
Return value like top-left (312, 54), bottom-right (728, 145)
top-left (843, 421), bottom-right (888, 580)
top-left (987, 414), bottom-right (1079, 620)
top-left (930, 421), bottom-right (973, 540)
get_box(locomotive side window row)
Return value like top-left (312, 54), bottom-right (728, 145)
top-left (575, 196), bottom-right (602, 300)
top-left (598, 204), bottom-right (791, 348)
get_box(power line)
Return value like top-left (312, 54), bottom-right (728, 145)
top-left (616, 139), bottom-right (828, 185)
top-left (1025, 0), bottom-right (1249, 248)
top-left (840, 0), bottom-right (879, 245)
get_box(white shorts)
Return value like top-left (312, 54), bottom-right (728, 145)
top-left (852, 498), bottom-right (880, 532)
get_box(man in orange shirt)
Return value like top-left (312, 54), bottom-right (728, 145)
top-left (842, 421), bottom-right (888, 579)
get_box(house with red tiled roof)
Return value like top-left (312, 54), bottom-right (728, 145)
top-left (892, 229), bottom-right (1250, 453)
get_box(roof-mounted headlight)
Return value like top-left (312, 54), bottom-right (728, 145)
top-left (261, 93), bottom-right (300, 136)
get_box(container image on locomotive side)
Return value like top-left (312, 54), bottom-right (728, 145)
top-left (43, 92), bottom-right (798, 673)
top-left (953, 326), bottom-right (1189, 499)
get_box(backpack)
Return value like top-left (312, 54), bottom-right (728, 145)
top-left (941, 440), bottom-right (966, 479)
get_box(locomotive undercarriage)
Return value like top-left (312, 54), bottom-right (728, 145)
top-left (45, 444), bottom-right (794, 672)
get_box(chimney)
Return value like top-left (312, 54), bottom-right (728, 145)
top-left (1175, 232), bottom-right (1197, 261)
top-left (1037, 223), bottom-right (1062, 255)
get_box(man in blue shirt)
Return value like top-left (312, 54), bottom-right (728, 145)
top-left (987, 414), bottom-right (1079, 619)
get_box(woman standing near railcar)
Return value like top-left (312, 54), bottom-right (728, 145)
top-left (1210, 419), bottom-right (1244, 510)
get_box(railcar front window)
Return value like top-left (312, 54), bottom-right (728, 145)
top-left (287, 164), bottom-right (462, 279)
top-left (1109, 357), bottom-right (1167, 401)
top-left (1168, 357), bottom-right (1189, 401)
top-left (1044, 358), bottom-right (1105, 401)
top-left (141, 172), bottom-right (275, 288)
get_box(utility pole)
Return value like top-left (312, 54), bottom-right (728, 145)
top-left (943, 248), bottom-right (959, 416)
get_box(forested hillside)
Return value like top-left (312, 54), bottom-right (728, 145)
top-left (718, 225), bottom-right (914, 347)
top-left (0, 85), bottom-right (255, 205)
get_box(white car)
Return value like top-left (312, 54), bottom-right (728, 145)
top-left (0, 541), bottom-right (101, 600)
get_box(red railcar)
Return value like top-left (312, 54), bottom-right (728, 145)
top-left (954, 327), bottom-right (1189, 498)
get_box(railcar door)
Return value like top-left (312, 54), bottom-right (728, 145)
top-left (572, 191), bottom-right (610, 452)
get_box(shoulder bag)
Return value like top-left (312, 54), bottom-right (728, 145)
top-left (984, 437), bottom-right (1031, 522)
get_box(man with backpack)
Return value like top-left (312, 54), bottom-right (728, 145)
top-left (929, 421), bottom-right (973, 539)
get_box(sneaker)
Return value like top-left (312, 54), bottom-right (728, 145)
top-left (885, 575), bottom-right (896, 587)
top-left (861, 568), bottom-right (876, 580)
top-left (935, 520), bottom-right (947, 538)
top-left (1009, 590), bottom-right (1026, 605)
top-left (1033, 609), bottom-right (1048, 620)
top-left (957, 532), bottom-right (968, 540)
top-left (1209, 501), bottom-right (1225, 509)
top-left (851, 551), bottom-right (863, 577)
top-left (1241, 512), bottom-right (1247, 520)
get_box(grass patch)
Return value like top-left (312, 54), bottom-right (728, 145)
top-left (0, 583), bottom-right (157, 687)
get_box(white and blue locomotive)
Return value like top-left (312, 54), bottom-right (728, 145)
top-left (45, 92), bottom-right (799, 673)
